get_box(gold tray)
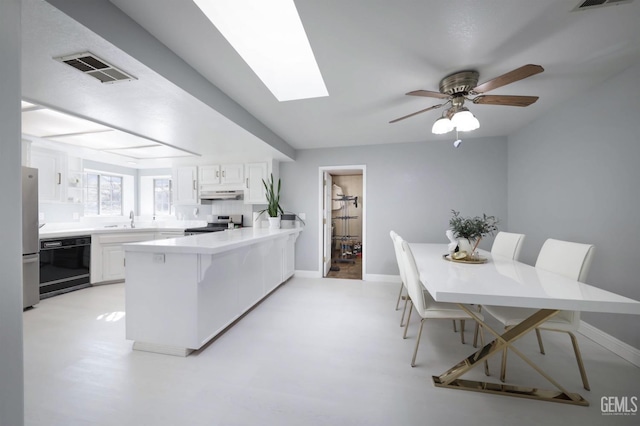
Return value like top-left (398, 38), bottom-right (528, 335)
top-left (443, 254), bottom-right (488, 264)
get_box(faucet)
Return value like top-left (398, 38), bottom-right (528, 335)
top-left (129, 210), bottom-right (135, 228)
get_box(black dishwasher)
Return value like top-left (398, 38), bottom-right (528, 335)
top-left (39, 235), bottom-right (91, 298)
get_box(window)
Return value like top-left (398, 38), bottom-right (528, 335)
top-left (139, 174), bottom-right (171, 217)
top-left (85, 172), bottom-right (123, 216)
top-left (153, 178), bottom-right (172, 216)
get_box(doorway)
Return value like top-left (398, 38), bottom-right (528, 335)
top-left (319, 166), bottom-right (365, 280)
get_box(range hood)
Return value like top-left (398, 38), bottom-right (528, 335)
top-left (200, 189), bottom-right (244, 200)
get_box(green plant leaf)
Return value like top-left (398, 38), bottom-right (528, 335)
top-left (261, 173), bottom-right (283, 217)
top-left (449, 209), bottom-right (499, 241)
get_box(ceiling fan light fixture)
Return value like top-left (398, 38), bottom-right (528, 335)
top-left (431, 116), bottom-right (454, 134)
top-left (451, 109), bottom-right (480, 132)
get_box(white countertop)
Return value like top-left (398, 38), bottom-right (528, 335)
top-left (124, 227), bottom-right (301, 255)
top-left (39, 220), bottom-right (206, 239)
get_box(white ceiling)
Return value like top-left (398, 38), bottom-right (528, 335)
top-left (21, 0), bottom-right (640, 165)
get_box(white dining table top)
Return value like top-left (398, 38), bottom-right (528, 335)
top-left (409, 243), bottom-right (640, 315)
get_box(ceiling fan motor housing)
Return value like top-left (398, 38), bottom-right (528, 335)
top-left (439, 70), bottom-right (479, 95)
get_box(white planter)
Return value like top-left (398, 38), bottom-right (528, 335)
top-left (268, 216), bottom-right (281, 229)
top-left (457, 239), bottom-right (475, 254)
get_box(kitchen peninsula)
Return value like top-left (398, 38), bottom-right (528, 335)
top-left (124, 227), bottom-right (301, 356)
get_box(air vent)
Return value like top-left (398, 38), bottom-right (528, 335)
top-left (54, 52), bottom-right (137, 84)
top-left (573, 0), bottom-right (634, 11)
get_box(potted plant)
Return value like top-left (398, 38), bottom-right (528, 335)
top-left (256, 174), bottom-right (284, 229)
top-left (449, 210), bottom-right (499, 256)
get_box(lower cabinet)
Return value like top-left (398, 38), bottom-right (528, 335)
top-left (283, 233), bottom-right (296, 281)
top-left (91, 232), bottom-right (157, 283)
top-left (101, 245), bottom-right (126, 282)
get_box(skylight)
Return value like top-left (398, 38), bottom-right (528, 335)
top-left (192, 0), bottom-right (329, 102)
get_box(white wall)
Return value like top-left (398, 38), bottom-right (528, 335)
top-left (0, 1), bottom-right (24, 424)
top-left (507, 60), bottom-right (640, 349)
top-left (280, 137), bottom-right (508, 275)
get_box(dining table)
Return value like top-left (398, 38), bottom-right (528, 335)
top-left (408, 243), bottom-right (640, 406)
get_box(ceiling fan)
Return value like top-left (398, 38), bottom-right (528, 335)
top-left (389, 64), bottom-right (544, 133)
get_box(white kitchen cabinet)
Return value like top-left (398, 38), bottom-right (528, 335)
top-left (174, 166), bottom-right (198, 205)
top-left (283, 233), bottom-right (297, 281)
top-left (101, 245), bottom-right (126, 282)
top-left (221, 164), bottom-right (244, 185)
top-left (244, 162), bottom-right (268, 204)
top-left (91, 231), bottom-right (156, 283)
top-left (29, 149), bottom-right (85, 204)
top-left (30, 148), bottom-right (64, 202)
top-left (199, 164), bottom-right (244, 186)
top-left (199, 165), bottom-right (219, 185)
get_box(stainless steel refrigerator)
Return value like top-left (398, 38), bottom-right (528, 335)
top-left (23, 166), bottom-right (40, 309)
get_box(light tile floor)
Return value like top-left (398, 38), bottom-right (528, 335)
top-left (23, 277), bottom-right (640, 425)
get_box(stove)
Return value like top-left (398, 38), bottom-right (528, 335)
top-left (184, 215), bottom-right (243, 235)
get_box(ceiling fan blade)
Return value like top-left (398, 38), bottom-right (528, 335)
top-left (472, 64), bottom-right (544, 94)
top-left (406, 90), bottom-right (449, 99)
top-left (472, 95), bottom-right (539, 107)
top-left (389, 104), bottom-right (443, 123)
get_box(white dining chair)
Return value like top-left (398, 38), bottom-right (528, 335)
top-left (472, 231), bottom-right (526, 346)
top-left (399, 238), bottom-right (486, 367)
top-left (389, 231), bottom-right (409, 327)
top-left (491, 231), bottom-right (526, 260)
top-left (483, 238), bottom-right (595, 390)
top-left (390, 231), bottom-right (406, 314)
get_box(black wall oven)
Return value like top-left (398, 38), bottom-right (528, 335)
top-left (39, 235), bottom-right (91, 298)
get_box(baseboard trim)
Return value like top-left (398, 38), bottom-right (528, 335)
top-left (294, 270), bottom-right (400, 282)
top-left (363, 274), bottom-right (400, 283)
top-left (579, 321), bottom-right (640, 368)
top-left (133, 341), bottom-right (193, 357)
top-left (294, 270), bottom-right (322, 278)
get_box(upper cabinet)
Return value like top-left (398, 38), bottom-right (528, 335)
top-left (244, 160), bottom-right (279, 205)
top-left (221, 164), bottom-right (244, 185)
top-left (199, 164), bottom-right (244, 186)
top-left (244, 162), bottom-right (268, 204)
top-left (175, 160), bottom-right (278, 205)
top-left (30, 148), bottom-right (64, 202)
top-left (199, 165), bottom-right (218, 185)
top-left (29, 147), bottom-right (86, 204)
top-left (174, 166), bottom-right (198, 205)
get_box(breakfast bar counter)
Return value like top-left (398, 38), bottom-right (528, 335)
top-left (124, 228), bottom-right (301, 356)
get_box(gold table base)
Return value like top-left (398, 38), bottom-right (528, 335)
top-left (433, 306), bottom-right (590, 406)
top-left (433, 377), bottom-right (588, 406)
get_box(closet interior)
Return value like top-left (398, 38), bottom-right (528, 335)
top-left (327, 174), bottom-right (363, 280)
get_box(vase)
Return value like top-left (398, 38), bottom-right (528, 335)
top-left (268, 216), bottom-right (281, 229)
top-left (457, 238), bottom-right (480, 259)
top-left (457, 239), bottom-right (473, 253)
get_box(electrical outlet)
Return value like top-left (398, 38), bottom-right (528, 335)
top-left (153, 253), bottom-right (165, 264)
